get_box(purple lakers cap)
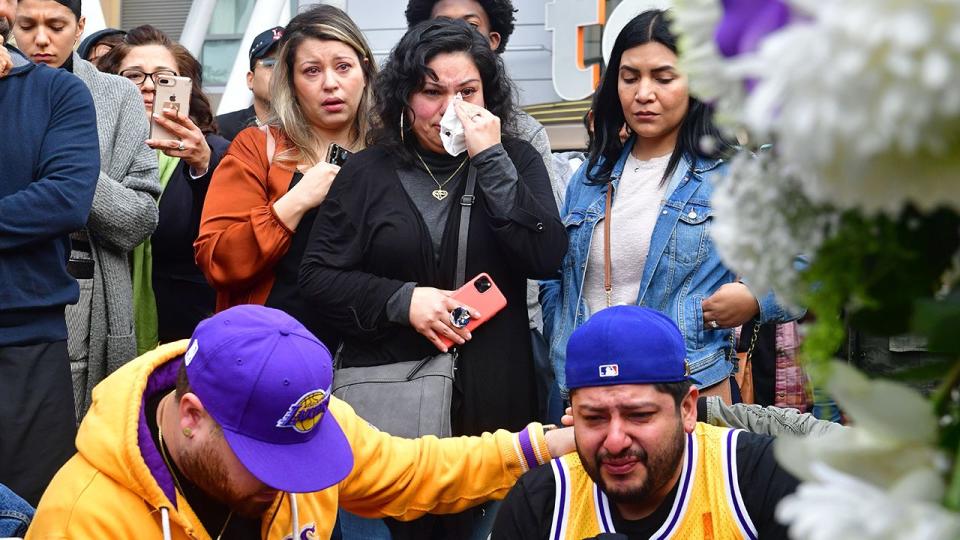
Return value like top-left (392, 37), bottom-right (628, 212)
top-left (184, 305), bottom-right (352, 493)
top-left (565, 305), bottom-right (690, 390)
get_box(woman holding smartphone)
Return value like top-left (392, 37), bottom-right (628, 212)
top-left (298, 20), bottom-right (565, 538)
top-left (299, 18), bottom-right (565, 437)
top-left (98, 25), bottom-right (229, 349)
top-left (194, 4), bottom-right (375, 349)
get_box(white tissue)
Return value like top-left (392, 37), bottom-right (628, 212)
top-left (439, 93), bottom-right (467, 156)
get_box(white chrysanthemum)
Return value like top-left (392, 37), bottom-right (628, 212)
top-left (738, 0), bottom-right (960, 213)
top-left (710, 152), bottom-right (828, 301)
top-left (671, 0), bottom-right (746, 125)
top-left (777, 463), bottom-right (960, 540)
top-left (775, 363), bottom-right (955, 538)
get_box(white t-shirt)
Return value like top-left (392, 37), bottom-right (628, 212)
top-left (583, 152), bottom-right (670, 316)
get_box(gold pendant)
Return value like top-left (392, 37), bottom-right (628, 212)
top-left (432, 189), bottom-right (448, 201)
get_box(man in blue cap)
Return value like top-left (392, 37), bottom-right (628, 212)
top-left (216, 25), bottom-right (284, 141)
top-left (492, 305), bottom-right (800, 539)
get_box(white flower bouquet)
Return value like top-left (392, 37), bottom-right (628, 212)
top-left (671, 0), bottom-right (960, 537)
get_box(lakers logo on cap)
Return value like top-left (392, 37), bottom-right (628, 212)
top-left (276, 389), bottom-right (329, 434)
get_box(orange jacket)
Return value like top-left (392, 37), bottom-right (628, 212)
top-left (27, 341), bottom-right (554, 540)
top-left (194, 126), bottom-right (297, 311)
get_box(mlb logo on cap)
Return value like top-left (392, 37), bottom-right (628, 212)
top-left (565, 306), bottom-right (690, 390)
top-left (599, 364), bottom-right (619, 378)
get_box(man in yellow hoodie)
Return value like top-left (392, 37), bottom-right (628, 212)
top-left (27, 305), bottom-right (572, 539)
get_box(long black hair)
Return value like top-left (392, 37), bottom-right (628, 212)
top-left (587, 9), bottom-right (732, 184)
top-left (369, 18), bottom-right (516, 166)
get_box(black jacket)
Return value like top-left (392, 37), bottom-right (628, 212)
top-left (152, 133), bottom-right (230, 342)
top-left (215, 105), bottom-right (256, 142)
top-left (299, 139), bottom-right (567, 435)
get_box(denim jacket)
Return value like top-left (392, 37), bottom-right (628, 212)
top-left (541, 140), bottom-right (790, 394)
top-left (0, 483), bottom-right (33, 538)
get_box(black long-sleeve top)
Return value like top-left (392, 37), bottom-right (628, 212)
top-left (152, 133), bottom-right (230, 342)
top-left (299, 138), bottom-right (567, 435)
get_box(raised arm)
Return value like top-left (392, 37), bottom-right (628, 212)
top-left (332, 397), bottom-right (562, 519)
top-left (194, 128), bottom-right (293, 291)
top-left (473, 141), bottom-right (567, 279)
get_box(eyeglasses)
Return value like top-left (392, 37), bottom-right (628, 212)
top-left (257, 58), bottom-right (277, 68)
top-left (119, 69), bottom-right (179, 86)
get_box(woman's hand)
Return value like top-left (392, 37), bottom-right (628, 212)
top-left (293, 161), bottom-right (340, 209)
top-left (0, 48), bottom-right (12, 78)
top-left (701, 282), bottom-right (760, 329)
top-left (146, 108), bottom-right (212, 174)
top-left (272, 161), bottom-right (340, 231)
top-left (409, 287), bottom-right (481, 353)
top-left (453, 99), bottom-right (501, 157)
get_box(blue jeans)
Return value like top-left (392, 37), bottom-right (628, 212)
top-left (337, 510), bottom-right (392, 540)
top-left (0, 483), bottom-right (33, 538)
top-left (811, 385), bottom-right (843, 423)
top-left (385, 500), bottom-right (502, 539)
top-left (546, 380), bottom-right (566, 427)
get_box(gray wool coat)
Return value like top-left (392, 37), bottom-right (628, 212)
top-left (68, 54), bottom-right (160, 416)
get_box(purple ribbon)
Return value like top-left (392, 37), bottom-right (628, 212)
top-left (715, 0), bottom-right (793, 57)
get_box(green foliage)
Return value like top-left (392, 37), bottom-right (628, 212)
top-left (914, 293), bottom-right (960, 355)
top-left (799, 206), bottom-right (960, 381)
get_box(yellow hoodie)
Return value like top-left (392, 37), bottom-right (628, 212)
top-left (27, 341), bottom-right (554, 539)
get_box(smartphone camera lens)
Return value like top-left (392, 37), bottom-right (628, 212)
top-left (474, 276), bottom-right (491, 293)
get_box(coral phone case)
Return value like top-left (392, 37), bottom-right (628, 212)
top-left (440, 273), bottom-right (507, 349)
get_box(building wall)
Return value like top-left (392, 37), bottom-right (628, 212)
top-left (121, 0), bottom-right (193, 41)
top-left (301, 0), bottom-right (563, 106)
top-left (116, 0), bottom-right (615, 107)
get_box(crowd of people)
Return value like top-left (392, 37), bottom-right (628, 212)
top-left (1, 0), bottom-right (823, 538)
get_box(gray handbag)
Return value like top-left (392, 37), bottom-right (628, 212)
top-left (331, 166), bottom-right (477, 439)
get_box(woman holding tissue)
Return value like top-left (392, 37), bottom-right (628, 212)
top-left (299, 19), bottom-right (566, 439)
top-left (195, 5), bottom-right (376, 347)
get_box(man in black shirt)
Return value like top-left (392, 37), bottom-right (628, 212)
top-left (216, 26), bottom-right (283, 141)
top-left (492, 306), bottom-right (800, 539)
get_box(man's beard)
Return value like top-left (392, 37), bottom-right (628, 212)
top-left (0, 18), bottom-right (11, 43)
top-left (178, 440), bottom-right (276, 518)
top-left (579, 420), bottom-right (686, 505)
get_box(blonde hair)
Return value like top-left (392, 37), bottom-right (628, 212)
top-left (267, 5), bottom-right (377, 165)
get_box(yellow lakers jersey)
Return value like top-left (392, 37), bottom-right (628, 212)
top-left (548, 423), bottom-right (758, 540)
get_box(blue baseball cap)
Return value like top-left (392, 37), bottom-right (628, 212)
top-left (184, 305), bottom-right (352, 493)
top-left (565, 306), bottom-right (691, 390)
top-left (249, 26), bottom-right (284, 68)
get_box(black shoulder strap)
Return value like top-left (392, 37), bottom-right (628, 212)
top-left (455, 165), bottom-right (477, 286)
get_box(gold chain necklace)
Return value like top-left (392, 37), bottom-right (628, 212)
top-left (157, 398), bottom-right (235, 540)
top-left (414, 151), bottom-right (467, 201)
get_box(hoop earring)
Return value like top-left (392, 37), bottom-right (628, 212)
top-left (400, 110), bottom-right (406, 144)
